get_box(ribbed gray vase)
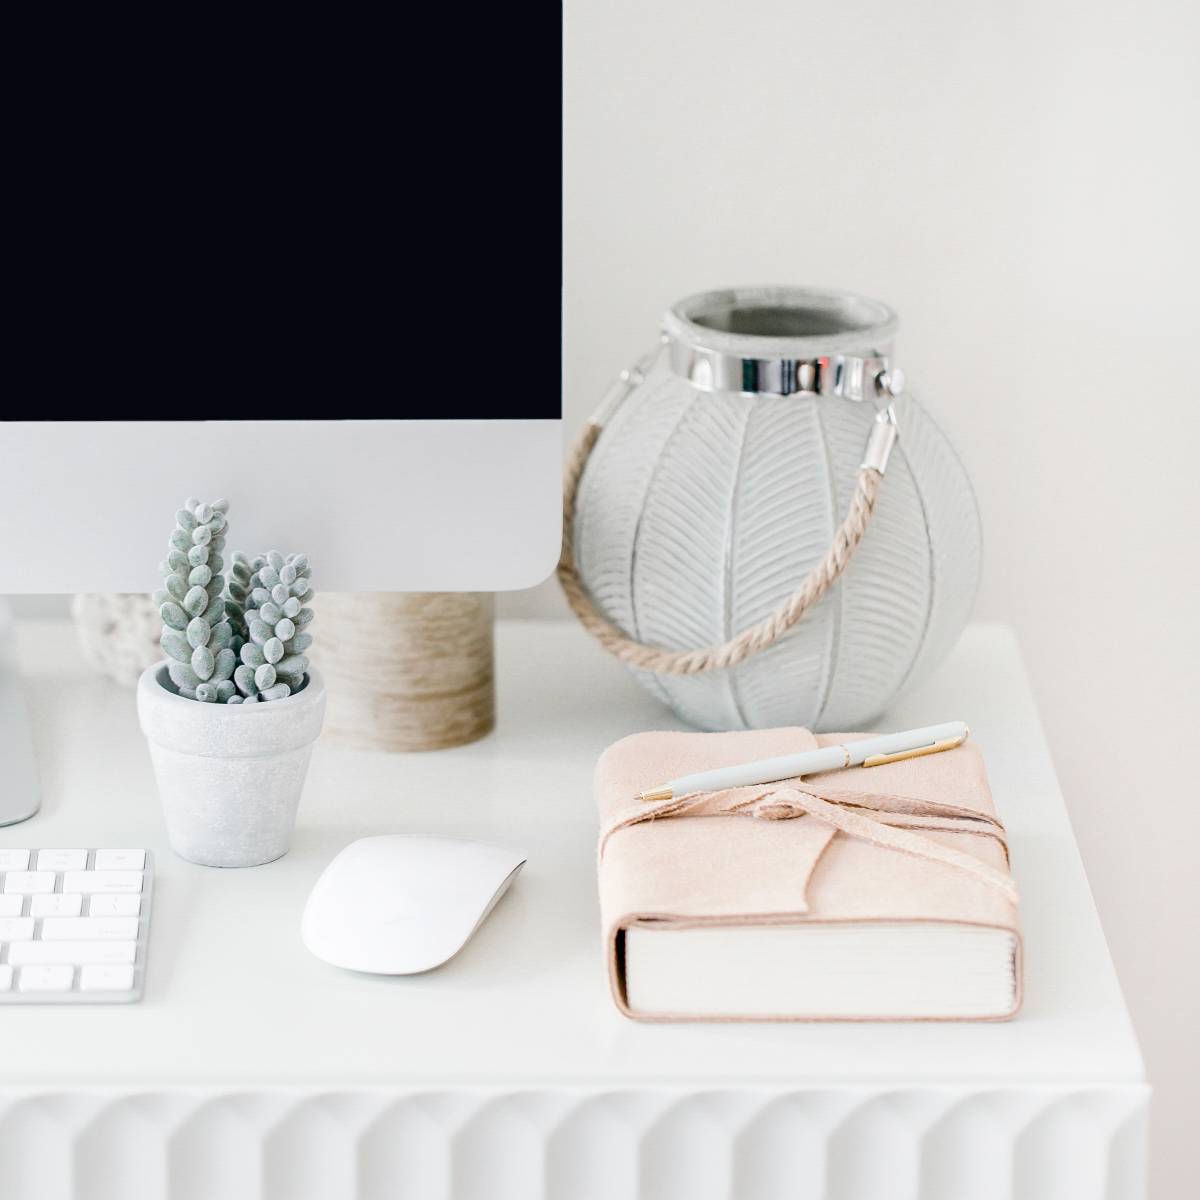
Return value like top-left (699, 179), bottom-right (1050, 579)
top-left (137, 664), bottom-right (326, 867)
top-left (572, 286), bottom-right (982, 732)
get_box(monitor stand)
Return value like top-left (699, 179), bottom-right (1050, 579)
top-left (0, 600), bottom-right (40, 826)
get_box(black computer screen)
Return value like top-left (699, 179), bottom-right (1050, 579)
top-left (5, 12), bottom-right (562, 421)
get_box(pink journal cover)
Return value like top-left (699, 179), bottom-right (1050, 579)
top-left (595, 727), bottom-right (1023, 1022)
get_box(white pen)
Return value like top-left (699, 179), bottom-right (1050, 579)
top-left (635, 721), bottom-right (970, 802)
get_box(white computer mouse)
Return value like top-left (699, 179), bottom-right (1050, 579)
top-left (301, 835), bottom-right (525, 975)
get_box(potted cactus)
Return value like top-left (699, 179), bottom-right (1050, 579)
top-left (136, 499), bottom-right (326, 867)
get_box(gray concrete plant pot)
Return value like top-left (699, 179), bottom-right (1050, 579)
top-left (137, 662), bottom-right (326, 867)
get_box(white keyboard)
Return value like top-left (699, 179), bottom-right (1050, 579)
top-left (0, 849), bottom-right (153, 1004)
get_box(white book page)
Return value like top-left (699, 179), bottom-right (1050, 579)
top-left (626, 923), bottom-right (1017, 1019)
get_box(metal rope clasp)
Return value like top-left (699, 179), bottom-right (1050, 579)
top-left (861, 404), bottom-right (900, 474)
top-left (589, 340), bottom-right (668, 428)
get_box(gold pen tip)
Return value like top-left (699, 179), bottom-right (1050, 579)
top-left (636, 787), bottom-right (674, 804)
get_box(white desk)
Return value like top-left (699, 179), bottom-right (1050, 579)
top-left (0, 619), bottom-right (1147, 1200)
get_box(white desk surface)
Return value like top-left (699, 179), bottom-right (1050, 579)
top-left (1, 619), bottom-right (1144, 1091)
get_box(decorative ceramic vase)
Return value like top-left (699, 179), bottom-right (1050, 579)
top-left (312, 592), bottom-right (495, 751)
top-left (567, 286), bottom-right (981, 732)
top-left (137, 664), bottom-right (326, 867)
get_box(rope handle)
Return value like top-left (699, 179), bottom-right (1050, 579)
top-left (556, 355), bottom-right (900, 676)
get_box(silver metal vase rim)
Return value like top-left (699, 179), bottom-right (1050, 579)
top-left (663, 286), bottom-right (898, 360)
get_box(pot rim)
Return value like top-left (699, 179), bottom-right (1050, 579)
top-left (137, 660), bottom-right (327, 758)
top-left (142, 661), bottom-right (325, 713)
top-left (663, 286), bottom-right (898, 360)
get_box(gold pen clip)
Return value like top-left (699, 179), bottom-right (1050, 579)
top-left (862, 729), bottom-right (969, 768)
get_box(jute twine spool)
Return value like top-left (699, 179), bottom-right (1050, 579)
top-left (312, 593), bottom-right (495, 752)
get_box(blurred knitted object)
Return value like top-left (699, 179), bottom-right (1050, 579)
top-left (71, 593), bottom-right (162, 686)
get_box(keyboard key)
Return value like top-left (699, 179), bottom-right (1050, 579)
top-left (9, 940), bottom-right (137, 966)
top-left (36, 849), bottom-right (89, 872)
top-left (3, 871), bottom-right (55, 894)
top-left (0, 849), bottom-right (151, 1004)
top-left (93, 849), bottom-right (146, 871)
top-left (18, 965), bottom-right (75, 992)
top-left (41, 917), bottom-right (139, 941)
top-left (80, 964), bottom-right (136, 992)
top-left (89, 894), bottom-right (141, 918)
top-left (30, 894), bottom-right (83, 918)
top-left (62, 870), bottom-right (144, 894)
top-left (0, 916), bottom-right (35, 941)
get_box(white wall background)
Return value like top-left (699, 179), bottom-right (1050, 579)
top-left (9, 2), bottom-right (1196, 1193)
top-left (520, 0), bottom-right (1199, 1193)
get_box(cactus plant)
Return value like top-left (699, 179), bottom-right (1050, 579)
top-left (153, 500), bottom-right (314, 705)
top-left (153, 499), bottom-right (238, 703)
top-left (229, 550), bottom-right (314, 705)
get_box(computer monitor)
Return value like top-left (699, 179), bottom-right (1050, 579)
top-left (0, 12), bottom-right (563, 825)
top-left (0, 420), bottom-right (561, 594)
top-left (0, 416), bottom-right (561, 827)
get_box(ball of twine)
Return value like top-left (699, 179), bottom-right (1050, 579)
top-left (311, 592), bottom-right (495, 751)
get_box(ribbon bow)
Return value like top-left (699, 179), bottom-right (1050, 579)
top-left (600, 778), bottom-right (1019, 906)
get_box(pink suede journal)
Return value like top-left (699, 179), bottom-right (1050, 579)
top-left (595, 726), bottom-right (1023, 1022)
